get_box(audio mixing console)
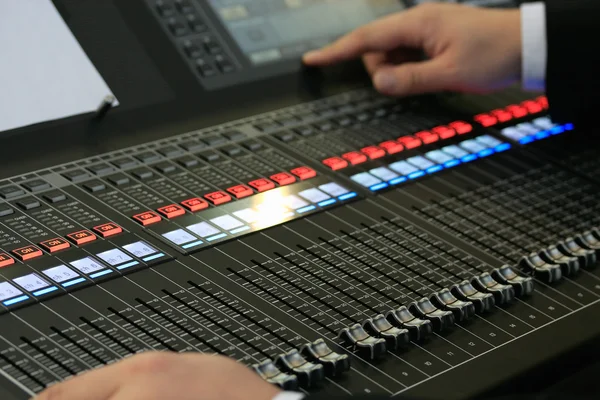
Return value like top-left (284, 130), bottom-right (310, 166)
top-left (1, 84), bottom-right (599, 399)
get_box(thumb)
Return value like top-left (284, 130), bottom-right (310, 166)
top-left (372, 59), bottom-right (453, 97)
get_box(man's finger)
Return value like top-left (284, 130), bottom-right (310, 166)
top-left (372, 58), bottom-right (453, 97)
top-left (303, 8), bottom-right (429, 66)
top-left (362, 53), bottom-right (388, 76)
top-left (35, 364), bottom-right (122, 400)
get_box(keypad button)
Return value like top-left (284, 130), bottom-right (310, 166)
top-left (203, 36), bottom-right (222, 54)
top-left (414, 131), bottom-right (439, 145)
top-left (0, 253), bottom-right (15, 268)
top-left (0, 185), bottom-right (25, 199)
top-left (248, 179), bottom-right (275, 192)
top-left (294, 126), bottom-right (314, 136)
top-left (107, 174), bottom-right (130, 187)
top-left (12, 245), bottom-right (43, 261)
top-left (221, 145), bottom-right (242, 157)
top-left (203, 135), bottom-right (226, 146)
top-left (22, 179), bottom-right (51, 192)
top-left (0, 204), bottom-right (14, 217)
top-left (131, 168), bottom-right (154, 181)
top-left (157, 204), bottom-right (186, 219)
top-left (186, 14), bottom-right (207, 33)
top-left (158, 146), bottom-right (184, 158)
top-left (242, 141), bottom-right (263, 151)
top-left (135, 152), bottom-right (160, 164)
top-left (93, 222), bottom-right (123, 238)
top-left (155, 0), bottom-right (175, 16)
top-left (204, 191), bottom-right (232, 205)
top-left (181, 197), bottom-right (209, 212)
top-left (88, 163), bottom-right (115, 175)
top-left (112, 157), bottom-right (138, 169)
top-left (397, 136), bottom-right (421, 149)
top-left (323, 157), bottom-right (349, 170)
top-left (40, 238), bottom-right (70, 253)
top-left (167, 17), bottom-right (189, 36)
top-left (361, 146), bottom-right (386, 160)
top-left (275, 131), bottom-right (296, 143)
top-left (132, 212), bottom-right (162, 226)
top-left (215, 55), bottom-right (234, 73)
top-left (62, 169), bottom-right (91, 182)
top-left (180, 140), bottom-right (206, 152)
top-left (176, 156), bottom-right (199, 168)
top-left (66, 230), bottom-right (97, 245)
top-left (379, 141), bottom-right (404, 155)
top-left (223, 131), bottom-right (246, 141)
top-left (17, 197), bottom-right (41, 211)
top-left (155, 162), bottom-right (177, 174)
top-left (432, 126), bottom-right (456, 139)
top-left (254, 121), bottom-right (280, 132)
top-left (270, 172), bottom-right (296, 186)
top-left (227, 185), bottom-right (254, 199)
top-left (182, 39), bottom-right (202, 58)
top-left (197, 151), bottom-right (221, 162)
top-left (43, 191), bottom-right (67, 203)
top-left (175, 0), bottom-right (194, 13)
top-left (341, 152), bottom-right (367, 165)
top-left (290, 166), bottom-right (316, 180)
top-left (83, 180), bottom-right (106, 193)
top-left (196, 58), bottom-right (216, 77)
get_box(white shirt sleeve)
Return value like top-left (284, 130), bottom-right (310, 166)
top-left (520, 1), bottom-right (547, 91)
top-left (272, 392), bottom-right (305, 400)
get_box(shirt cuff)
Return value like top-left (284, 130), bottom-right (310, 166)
top-left (272, 391), bottom-right (305, 400)
top-left (520, 1), bottom-right (547, 91)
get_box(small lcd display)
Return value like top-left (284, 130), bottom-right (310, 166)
top-left (13, 274), bottom-right (50, 292)
top-left (42, 265), bottom-right (80, 283)
top-left (0, 282), bottom-right (23, 301)
top-left (122, 241), bottom-right (158, 258)
top-left (70, 257), bottom-right (105, 274)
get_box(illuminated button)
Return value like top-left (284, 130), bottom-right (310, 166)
top-left (388, 161), bottom-right (419, 176)
top-left (491, 109), bottom-right (512, 122)
top-left (369, 167), bottom-right (398, 182)
top-left (361, 146), bottom-right (386, 160)
top-left (425, 150), bottom-right (453, 164)
top-left (210, 215), bottom-right (244, 231)
top-left (40, 238), bottom-right (70, 253)
top-left (318, 183), bottom-right (349, 197)
top-left (506, 105), bottom-right (528, 118)
top-left (521, 100), bottom-right (543, 114)
top-left (449, 121), bottom-right (473, 134)
top-left (93, 223), bottom-right (123, 238)
top-left (13, 273), bottom-right (52, 293)
top-left (162, 229), bottom-right (198, 246)
top-left (0, 282), bottom-right (25, 303)
top-left (204, 191), bottom-right (232, 205)
top-left (70, 257), bottom-right (106, 275)
top-left (379, 141), bottom-right (404, 155)
top-left (474, 113), bottom-right (497, 127)
top-left (406, 156), bottom-right (435, 170)
top-left (284, 195), bottom-right (309, 210)
top-left (132, 212), bottom-right (162, 226)
top-left (181, 198), bottom-right (209, 212)
top-left (227, 185), bottom-right (254, 199)
top-left (186, 222), bottom-right (221, 238)
top-left (459, 139), bottom-right (487, 153)
top-left (290, 166), bottom-right (316, 180)
top-left (323, 157), bottom-right (348, 170)
top-left (476, 135), bottom-right (503, 148)
top-left (441, 145), bottom-right (469, 159)
top-left (0, 253), bottom-right (15, 268)
top-left (11, 245), bottom-right (43, 261)
top-left (41, 264), bottom-right (80, 284)
top-left (432, 126), bottom-right (456, 139)
top-left (415, 131), bottom-right (438, 145)
top-left (341, 152), bottom-right (367, 165)
top-left (157, 204), bottom-right (186, 219)
top-left (531, 117), bottom-right (555, 130)
top-left (500, 127), bottom-right (528, 141)
top-left (536, 96), bottom-right (549, 109)
top-left (66, 230), bottom-right (97, 245)
top-left (351, 172), bottom-right (382, 188)
top-left (270, 172), bottom-right (296, 186)
top-left (248, 179), bottom-right (276, 192)
top-left (233, 208), bottom-right (260, 223)
top-left (397, 136), bottom-right (421, 149)
top-left (298, 188), bottom-right (331, 203)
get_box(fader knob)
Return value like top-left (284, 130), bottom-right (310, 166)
top-left (557, 239), bottom-right (596, 270)
top-left (386, 306), bottom-right (432, 342)
top-left (339, 324), bottom-right (387, 360)
top-left (363, 314), bottom-right (410, 351)
top-left (539, 246), bottom-right (580, 276)
top-left (301, 339), bottom-right (350, 378)
top-left (275, 349), bottom-right (324, 388)
top-left (450, 281), bottom-right (495, 313)
top-left (491, 266), bottom-right (534, 297)
top-left (575, 231), bottom-right (600, 257)
top-left (252, 359), bottom-right (298, 390)
top-left (408, 298), bottom-right (455, 332)
top-left (471, 273), bottom-right (515, 304)
top-left (429, 289), bottom-right (476, 322)
top-left (519, 253), bottom-right (562, 283)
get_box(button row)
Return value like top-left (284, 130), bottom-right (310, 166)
top-left (351, 135), bottom-right (511, 192)
top-left (322, 121), bottom-right (473, 171)
top-left (474, 96), bottom-right (548, 127)
top-left (500, 117), bottom-right (574, 145)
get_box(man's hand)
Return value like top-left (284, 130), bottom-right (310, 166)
top-left (35, 352), bottom-right (281, 400)
top-left (303, 3), bottom-right (521, 97)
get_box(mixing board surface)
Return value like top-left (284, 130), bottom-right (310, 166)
top-left (1, 84), bottom-right (599, 399)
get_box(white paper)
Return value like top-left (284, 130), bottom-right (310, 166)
top-left (0, 0), bottom-right (118, 133)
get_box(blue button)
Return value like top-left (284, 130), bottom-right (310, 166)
top-left (519, 136), bottom-right (535, 144)
top-left (338, 192), bottom-right (357, 201)
top-left (389, 176), bottom-right (407, 185)
top-left (351, 172), bottom-right (382, 188)
top-left (33, 286), bottom-right (59, 297)
top-left (494, 143), bottom-right (511, 152)
top-left (564, 123), bottom-right (574, 131)
top-left (143, 253), bottom-right (165, 262)
top-left (408, 171), bottom-right (426, 179)
top-left (318, 198), bottom-right (337, 207)
top-left (230, 226), bottom-right (251, 234)
top-left (206, 233), bottom-right (228, 242)
top-left (62, 277), bottom-right (86, 287)
top-left (181, 240), bottom-right (204, 249)
top-left (3, 295), bottom-right (29, 306)
top-left (116, 261), bottom-right (140, 270)
top-left (461, 154), bottom-right (478, 163)
top-left (388, 161), bottom-right (419, 176)
top-left (535, 130), bottom-right (550, 139)
top-left (444, 159), bottom-right (461, 168)
top-left (426, 165), bottom-right (444, 174)
top-left (550, 125), bottom-right (565, 135)
top-left (477, 148), bottom-right (495, 158)
top-left (89, 270), bottom-right (113, 279)
top-left (369, 182), bottom-right (389, 191)
top-left (297, 205), bottom-right (316, 214)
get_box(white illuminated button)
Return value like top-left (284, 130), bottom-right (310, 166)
top-left (388, 161), bottom-right (419, 176)
top-left (187, 222), bottom-right (221, 238)
top-left (407, 156), bottom-right (435, 170)
top-left (70, 257), bottom-right (105, 274)
top-left (122, 241), bottom-right (157, 258)
top-left (441, 145), bottom-right (469, 158)
top-left (350, 173), bottom-right (381, 188)
top-left (318, 183), bottom-right (349, 197)
top-left (532, 117), bottom-right (555, 130)
top-left (369, 167), bottom-right (398, 181)
top-left (476, 135), bottom-right (503, 148)
top-left (298, 188), bottom-right (331, 203)
top-left (516, 122), bottom-right (541, 134)
top-left (500, 127), bottom-right (527, 141)
top-left (96, 249), bottom-right (133, 266)
top-left (425, 150), bottom-right (453, 164)
top-left (284, 195), bottom-right (309, 210)
top-left (0, 282), bottom-right (23, 301)
top-left (459, 140), bottom-right (487, 153)
top-left (42, 265), bottom-right (80, 283)
top-left (234, 208), bottom-right (260, 223)
top-left (162, 229), bottom-right (197, 245)
top-left (13, 274), bottom-right (50, 292)
top-left (210, 215), bottom-right (244, 231)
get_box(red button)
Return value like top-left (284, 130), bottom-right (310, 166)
top-left (204, 191), bottom-right (232, 205)
top-left (361, 146), bottom-right (386, 160)
top-left (132, 212), bottom-right (162, 226)
top-left (181, 198), bottom-right (209, 212)
top-left (415, 131), bottom-right (439, 144)
top-left (227, 185), bottom-right (254, 199)
top-left (506, 105), bottom-right (528, 118)
top-left (323, 157), bottom-right (349, 170)
top-left (379, 141), bottom-right (404, 155)
top-left (536, 95), bottom-right (549, 109)
top-left (474, 113), bottom-right (497, 127)
top-left (397, 136), bottom-right (421, 149)
top-left (491, 109), bottom-right (512, 122)
top-left (248, 178), bottom-right (276, 192)
top-left (66, 230), bottom-right (97, 245)
top-left (157, 204), bottom-right (186, 219)
top-left (341, 152), bottom-right (367, 165)
top-left (11, 245), bottom-right (43, 261)
top-left (40, 238), bottom-right (70, 253)
top-left (449, 121), bottom-right (473, 134)
top-left (93, 223), bottom-right (123, 238)
top-left (290, 166), bottom-right (316, 180)
top-left (0, 253), bottom-right (15, 268)
top-left (432, 126), bottom-right (456, 139)
top-left (270, 172), bottom-right (296, 186)
top-left (521, 100), bottom-right (543, 114)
